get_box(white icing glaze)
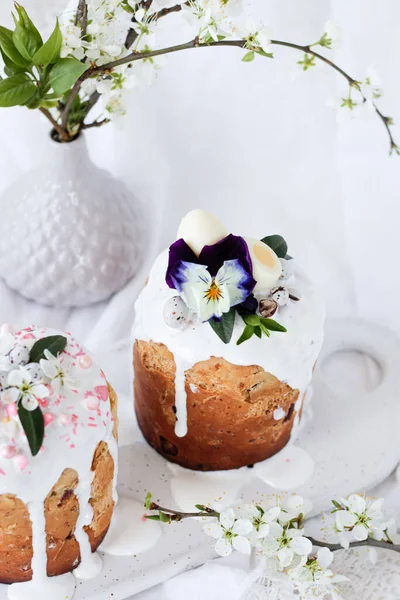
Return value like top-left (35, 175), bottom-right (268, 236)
top-left (132, 250), bottom-right (325, 437)
top-left (8, 573), bottom-right (76, 600)
top-left (99, 497), bottom-right (162, 556)
top-left (273, 407), bottom-right (286, 420)
top-left (0, 326), bottom-right (117, 599)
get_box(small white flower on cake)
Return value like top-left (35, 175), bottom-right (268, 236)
top-left (203, 507), bottom-right (253, 556)
top-left (2, 366), bottom-right (49, 411)
top-left (262, 521), bottom-right (312, 567)
top-left (40, 350), bottom-right (76, 396)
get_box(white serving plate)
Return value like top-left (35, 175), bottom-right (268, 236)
top-left (1, 318), bottom-right (400, 600)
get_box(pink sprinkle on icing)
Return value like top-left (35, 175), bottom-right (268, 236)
top-left (87, 423), bottom-right (98, 428)
top-left (94, 386), bottom-right (108, 402)
top-left (1, 445), bottom-right (16, 459)
top-left (44, 413), bottom-right (54, 426)
top-left (86, 396), bottom-right (100, 411)
top-left (0, 469), bottom-right (5, 476)
top-left (14, 455), bottom-right (29, 471)
top-left (79, 355), bottom-right (93, 369)
top-left (6, 403), bottom-right (17, 418)
top-left (70, 444), bottom-right (75, 449)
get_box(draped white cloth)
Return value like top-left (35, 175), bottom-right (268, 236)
top-left (0, 0), bottom-right (399, 598)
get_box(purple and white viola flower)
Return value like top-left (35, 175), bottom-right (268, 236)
top-left (166, 235), bottom-right (256, 322)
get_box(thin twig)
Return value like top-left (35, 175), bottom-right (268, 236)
top-left (81, 118), bottom-right (110, 129)
top-left (309, 536), bottom-right (400, 553)
top-left (75, 0), bottom-right (88, 37)
top-left (39, 107), bottom-right (68, 141)
top-left (150, 2), bottom-right (190, 20)
top-left (148, 502), bottom-right (219, 520)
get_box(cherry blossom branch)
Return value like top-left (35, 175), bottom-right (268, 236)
top-left (53, 34), bottom-right (397, 151)
top-left (309, 536), bottom-right (400, 553)
top-left (145, 501), bottom-right (219, 522)
top-left (39, 107), bottom-right (70, 142)
top-left (81, 118), bottom-right (110, 129)
top-left (150, 2), bottom-right (190, 20)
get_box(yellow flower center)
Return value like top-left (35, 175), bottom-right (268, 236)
top-left (204, 280), bottom-right (223, 302)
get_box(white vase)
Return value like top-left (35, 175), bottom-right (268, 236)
top-left (0, 134), bottom-right (144, 307)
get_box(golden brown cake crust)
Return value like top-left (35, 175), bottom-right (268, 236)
top-left (134, 340), bottom-right (299, 471)
top-left (0, 383), bottom-right (118, 584)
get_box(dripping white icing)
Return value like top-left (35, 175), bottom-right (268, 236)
top-left (273, 407), bottom-right (286, 420)
top-left (100, 497), bottom-right (162, 556)
top-left (174, 360), bottom-right (189, 437)
top-left (0, 326), bottom-right (117, 600)
top-left (73, 470), bottom-right (103, 581)
top-left (132, 250), bottom-right (325, 439)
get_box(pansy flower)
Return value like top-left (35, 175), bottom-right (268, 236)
top-left (166, 235), bottom-right (256, 322)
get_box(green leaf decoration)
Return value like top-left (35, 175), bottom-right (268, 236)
top-left (237, 324), bottom-right (255, 345)
top-left (0, 73), bottom-right (36, 107)
top-left (13, 22), bottom-right (42, 61)
top-left (261, 234), bottom-right (288, 259)
top-left (29, 335), bottom-right (67, 363)
top-left (243, 314), bottom-right (260, 327)
top-left (33, 19), bottom-right (62, 66)
top-left (254, 326), bottom-right (262, 338)
top-left (18, 404), bottom-right (44, 456)
top-left (144, 515), bottom-right (161, 521)
top-left (0, 26), bottom-right (30, 68)
top-left (14, 3), bottom-right (43, 47)
top-left (144, 492), bottom-right (152, 510)
top-left (242, 51), bottom-right (255, 62)
top-left (49, 58), bottom-right (89, 95)
top-left (209, 308), bottom-right (236, 344)
top-left (260, 318), bottom-right (287, 333)
top-left (259, 322), bottom-right (271, 337)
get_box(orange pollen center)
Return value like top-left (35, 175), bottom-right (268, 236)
top-left (205, 281), bottom-right (223, 302)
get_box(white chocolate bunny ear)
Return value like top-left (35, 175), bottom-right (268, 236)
top-left (176, 209), bottom-right (227, 256)
top-left (245, 237), bottom-right (282, 291)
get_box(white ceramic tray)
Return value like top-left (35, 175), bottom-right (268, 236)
top-left (1, 317), bottom-right (400, 600)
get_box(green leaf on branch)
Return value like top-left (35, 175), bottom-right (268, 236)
top-left (261, 234), bottom-right (288, 258)
top-left (144, 492), bottom-right (152, 510)
top-left (33, 19), bottom-right (62, 66)
top-left (49, 58), bottom-right (89, 95)
top-left (145, 514), bottom-right (161, 521)
top-left (18, 404), bottom-right (44, 456)
top-left (209, 308), bottom-right (236, 344)
top-left (0, 73), bottom-right (36, 106)
top-left (13, 3), bottom-right (43, 47)
top-left (256, 49), bottom-right (274, 59)
top-left (297, 53), bottom-right (316, 71)
top-left (29, 335), bottom-right (67, 363)
top-left (159, 511), bottom-right (171, 523)
top-left (0, 26), bottom-right (30, 68)
top-left (195, 504), bottom-right (209, 512)
top-left (242, 51), bottom-right (255, 62)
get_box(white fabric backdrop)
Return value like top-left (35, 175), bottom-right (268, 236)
top-left (0, 0), bottom-right (399, 598)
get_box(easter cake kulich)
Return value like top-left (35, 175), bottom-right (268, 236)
top-left (133, 210), bottom-right (324, 471)
top-left (0, 325), bottom-right (118, 584)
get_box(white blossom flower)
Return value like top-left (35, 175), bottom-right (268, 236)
top-left (289, 547), bottom-right (348, 592)
top-left (335, 494), bottom-right (388, 546)
top-left (60, 22), bottom-right (85, 60)
top-left (182, 0), bottom-right (232, 41)
top-left (40, 350), bottom-right (76, 396)
top-left (279, 495), bottom-right (312, 526)
top-left (130, 8), bottom-right (157, 38)
top-left (2, 365), bottom-right (49, 411)
top-left (262, 521), bottom-right (312, 568)
top-left (203, 508), bottom-right (253, 556)
top-left (362, 66), bottom-right (382, 104)
top-left (238, 18), bottom-right (271, 54)
top-left (242, 504), bottom-right (280, 540)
